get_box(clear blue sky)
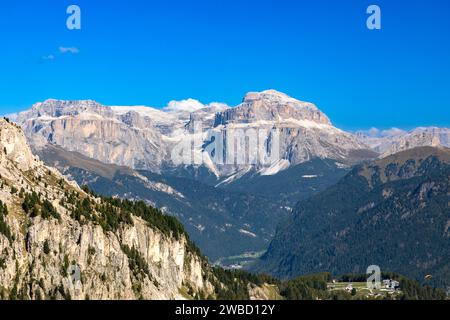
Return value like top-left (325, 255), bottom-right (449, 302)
top-left (0, 0), bottom-right (449, 130)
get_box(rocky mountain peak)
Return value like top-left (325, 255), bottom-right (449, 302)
top-left (29, 99), bottom-right (113, 118)
top-left (216, 90), bottom-right (332, 126)
top-left (243, 89), bottom-right (313, 106)
top-left (0, 118), bottom-right (36, 171)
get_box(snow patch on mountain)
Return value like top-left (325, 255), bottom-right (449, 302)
top-left (239, 229), bottom-right (257, 238)
top-left (302, 175), bottom-right (318, 179)
top-left (259, 159), bottom-right (290, 176)
top-left (215, 167), bottom-right (253, 187)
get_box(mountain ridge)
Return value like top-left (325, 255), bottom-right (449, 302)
top-left (255, 146), bottom-right (450, 287)
top-left (11, 90), bottom-right (375, 177)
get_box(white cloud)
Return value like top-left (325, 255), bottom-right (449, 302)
top-left (59, 47), bottom-right (80, 54)
top-left (164, 99), bottom-right (205, 113)
top-left (163, 99), bottom-right (230, 113)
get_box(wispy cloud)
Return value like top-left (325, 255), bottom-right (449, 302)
top-left (59, 47), bottom-right (80, 54)
top-left (41, 54), bottom-right (55, 61)
top-left (39, 46), bottom-right (80, 63)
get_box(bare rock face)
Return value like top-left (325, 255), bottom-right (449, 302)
top-left (379, 127), bottom-right (450, 157)
top-left (1, 216), bottom-right (208, 300)
top-left (16, 100), bottom-right (166, 171)
top-left (0, 119), bottom-right (36, 171)
top-left (27, 99), bottom-right (114, 118)
top-left (211, 90), bottom-right (371, 174)
top-left (186, 103), bottom-right (229, 132)
top-left (0, 119), bottom-right (215, 300)
top-left (214, 90), bottom-right (331, 126)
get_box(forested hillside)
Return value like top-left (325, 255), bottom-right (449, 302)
top-left (256, 147), bottom-right (450, 288)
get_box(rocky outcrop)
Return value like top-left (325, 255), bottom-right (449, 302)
top-left (25, 99), bottom-right (114, 118)
top-left (211, 90), bottom-right (372, 171)
top-left (214, 90), bottom-right (331, 126)
top-left (0, 119), bottom-right (36, 171)
top-left (17, 100), bottom-right (166, 171)
top-left (0, 118), bottom-right (215, 300)
top-left (379, 127), bottom-right (450, 157)
top-left (1, 215), bottom-right (210, 300)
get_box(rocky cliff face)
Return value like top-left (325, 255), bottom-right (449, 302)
top-left (0, 118), bottom-right (215, 300)
top-left (211, 90), bottom-right (373, 174)
top-left (24, 99), bottom-right (114, 118)
top-left (0, 120), bottom-right (36, 171)
top-left (214, 90), bottom-right (331, 126)
top-left (16, 100), bottom-right (167, 172)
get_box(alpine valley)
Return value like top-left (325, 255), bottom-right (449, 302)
top-left (3, 90), bottom-right (450, 296)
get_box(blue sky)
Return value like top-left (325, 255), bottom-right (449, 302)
top-left (0, 0), bottom-right (449, 130)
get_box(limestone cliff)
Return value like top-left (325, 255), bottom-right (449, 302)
top-left (0, 118), bottom-right (216, 300)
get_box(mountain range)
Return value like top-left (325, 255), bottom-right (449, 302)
top-left (0, 114), bottom-right (448, 300)
top-left (10, 90), bottom-right (375, 176)
top-left (10, 90), bottom-right (449, 180)
top-left (5, 90), bottom-right (450, 280)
